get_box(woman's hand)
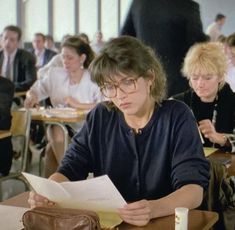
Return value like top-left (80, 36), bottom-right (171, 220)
top-left (28, 191), bottom-right (56, 209)
top-left (199, 119), bottom-right (227, 146)
top-left (64, 96), bottom-right (80, 108)
top-left (117, 199), bottom-right (153, 226)
top-left (24, 91), bottom-right (39, 108)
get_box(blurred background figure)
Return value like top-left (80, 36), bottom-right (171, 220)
top-left (44, 35), bottom-right (59, 53)
top-left (206, 13), bottom-right (226, 42)
top-left (0, 25), bottom-right (36, 92)
top-left (121, 0), bottom-right (207, 97)
top-left (78, 33), bottom-right (90, 44)
top-left (0, 76), bottom-right (14, 176)
top-left (30, 33), bottom-right (57, 149)
top-left (225, 33), bottom-right (235, 92)
top-left (91, 31), bottom-right (105, 54)
top-left (31, 33), bottom-right (57, 69)
top-left (24, 36), bottom-right (103, 177)
top-left (37, 34), bottom-right (72, 80)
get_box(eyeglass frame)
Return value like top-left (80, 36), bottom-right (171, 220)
top-left (100, 77), bottom-right (139, 98)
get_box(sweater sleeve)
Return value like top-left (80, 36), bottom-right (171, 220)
top-left (169, 102), bottom-right (210, 190)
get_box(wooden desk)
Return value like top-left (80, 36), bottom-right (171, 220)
top-left (14, 91), bottom-right (27, 97)
top-left (0, 130), bottom-right (11, 139)
top-left (29, 108), bottom-right (85, 153)
top-left (209, 149), bottom-right (235, 176)
top-left (1, 192), bottom-right (218, 230)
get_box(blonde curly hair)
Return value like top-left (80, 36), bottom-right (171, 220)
top-left (182, 42), bottom-right (228, 90)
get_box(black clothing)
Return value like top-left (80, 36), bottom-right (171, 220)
top-left (0, 49), bottom-right (37, 91)
top-left (173, 83), bottom-right (235, 152)
top-left (121, 0), bottom-right (207, 96)
top-left (0, 76), bottom-right (14, 175)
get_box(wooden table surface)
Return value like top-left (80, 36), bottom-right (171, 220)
top-left (1, 192), bottom-right (218, 230)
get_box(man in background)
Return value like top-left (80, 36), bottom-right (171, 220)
top-left (31, 33), bottom-right (57, 69)
top-left (0, 25), bottom-right (36, 92)
top-left (206, 13), bottom-right (226, 42)
top-left (121, 0), bottom-right (207, 97)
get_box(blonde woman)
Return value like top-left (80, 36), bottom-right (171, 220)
top-left (173, 42), bottom-right (235, 152)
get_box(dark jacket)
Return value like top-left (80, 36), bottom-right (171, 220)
top-left (0, 49), bottom-right (37, 92)
top-left (31, 48), bottom-right (57, 67)
top-left (0, 76), bottom-right (14, 176)
top-left (121, 0), bottom-right (207, 96)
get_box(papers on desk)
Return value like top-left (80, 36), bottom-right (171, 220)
top-left (19, 107), bottom-right (45, 116)
top-left (204, 147), bottom-right (218, 157)
top-left (0, 205), bottom-right (29, 230)
top-left (43, 107), bottom-right (85, 118)
top-left (19, 107), bottom-right (87, 118)
top-left (22, 173), bottom-right (126, 228)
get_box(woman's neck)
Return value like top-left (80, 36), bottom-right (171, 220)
top-left (69, 69), bottom-right (84, 85)
top-left (124, 100), bottom-right (155, 132)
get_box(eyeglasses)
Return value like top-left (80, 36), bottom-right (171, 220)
top-left (100, 78), bottom-right (138, 98)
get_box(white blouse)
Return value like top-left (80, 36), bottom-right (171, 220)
top-left (31, 67), bottom-right (103, 107)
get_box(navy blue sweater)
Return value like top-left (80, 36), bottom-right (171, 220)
top-left (58, 100), bottom-right (209, 202)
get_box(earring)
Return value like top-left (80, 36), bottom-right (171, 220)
top-left (80, 62), bottom-right (84, 69)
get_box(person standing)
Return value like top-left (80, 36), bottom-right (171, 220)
top-left (121, 0), bottom-right (207, 97)
top-left (206, 13), bottom-right (226, 42)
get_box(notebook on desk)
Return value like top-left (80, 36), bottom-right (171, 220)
top-left (204, 147), bottom-right (218, 157)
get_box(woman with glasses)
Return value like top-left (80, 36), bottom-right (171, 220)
top-left (173, 42), bottom-right (235, 152)
top-left (28, 36), bottom-right (209, 226)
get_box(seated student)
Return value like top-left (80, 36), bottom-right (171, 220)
top-left (0, 76), bottom-right (14, 176)
top-left (225, 33), bottom-right (235, 92)
top-left (24, 36), bottom-right (103, 177)
top-left (28, 36), bottom-right (209, 226)
top-left (173, 42), bottom-right (235, 152)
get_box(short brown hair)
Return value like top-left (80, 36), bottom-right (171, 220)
top-left (34, 33), bottom-right (46, 42)
top-left (3, 25), bottom-right (22, 41)
top-left (62, 36), bottom-right (94, 68)
top-left (89, 36), bottom-right (166, 104)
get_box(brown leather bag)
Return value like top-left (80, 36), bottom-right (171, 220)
top-left (22, 206), bottom-right (101, 230)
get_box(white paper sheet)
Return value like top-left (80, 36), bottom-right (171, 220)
top-left (22, 173), bottom-right (126, 228)
top-left (22, 172), bottom-right (126, 212)
top-left (0, 205), bottom-right (29, 230)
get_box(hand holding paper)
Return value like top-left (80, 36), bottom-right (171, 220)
top-left (22, 172), bottom-right (127, 228)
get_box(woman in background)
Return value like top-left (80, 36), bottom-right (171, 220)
top-left (24, 36), bottom-right (103, 177)
top-left (173, 42), bottom-right (235, 152)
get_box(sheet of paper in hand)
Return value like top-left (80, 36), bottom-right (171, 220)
top-left (22, 172), bottom-right (127, 228)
